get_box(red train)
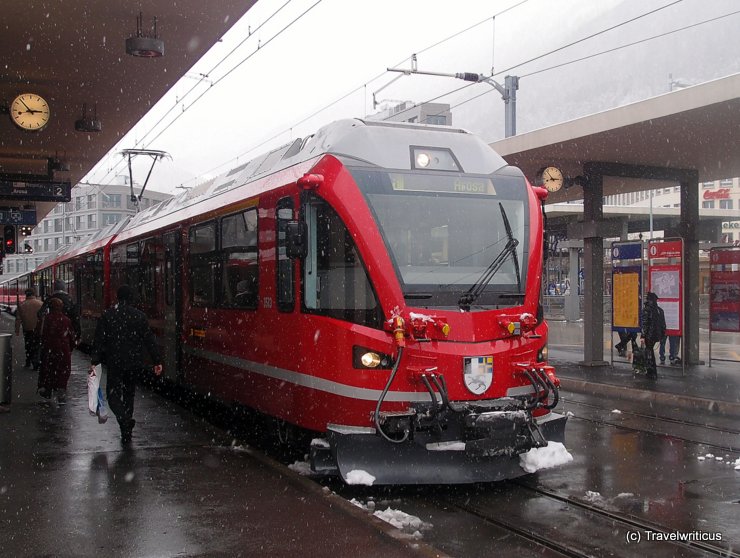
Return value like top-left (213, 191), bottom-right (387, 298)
top-left (6, 119), bottom-right (566, 484)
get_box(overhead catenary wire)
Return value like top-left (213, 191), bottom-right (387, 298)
top-left (87, 0), bottom-right (730, 197)
top-left (412, 7), bottom-right (740, 126)
top-left (87, 0), bottom-right (321, 194)
top-left (90, 1), bottom-right (531, 193)
top-left (183, 0), bottom-right (703, 186)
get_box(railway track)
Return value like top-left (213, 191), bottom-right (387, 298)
top-left (561, 397), bottom-right (740, 452)
top-left (436, 479), bottom-right (738, 558)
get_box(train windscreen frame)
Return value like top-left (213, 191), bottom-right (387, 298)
top-left (351, 168), bottom-right (530, 309)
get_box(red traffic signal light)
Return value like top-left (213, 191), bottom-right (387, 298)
top-left (3, 225), bottom-right (17, 254)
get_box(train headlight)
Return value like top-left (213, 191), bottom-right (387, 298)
top-left (411, 147), bottom-right (461, 171)
top-left (353, 346), bottom-right (393, 369)
top-left (537, 344), bottom-right (548, 363)
top-left (415, 152), bottom-right (431, 168)
top-left (361, 352), bottom-right (381, 368)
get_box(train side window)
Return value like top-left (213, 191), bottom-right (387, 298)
top-left (189, 221), bottom-right (218, 307)
top-left (303, 196), bottom-right (382, 328)
top-left (220, 208), bottom-right (259, 309)
top-left (139, 238), bottom-right (158, 307)
top-left (125, 243), bottom-right (140, 295)
top-left (165, 247), bottom-right (174, 307)
top-left (276, 198), bottom-right (295, 312)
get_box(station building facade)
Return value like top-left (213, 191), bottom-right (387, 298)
top-left (603, 176), bottom-right (740, 244)
top-left (2, 180), bottom-right (171, 276)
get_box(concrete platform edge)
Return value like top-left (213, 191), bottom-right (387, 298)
top-left (560, 378), bottom-right (740, 418)
top-left (243, 445), bottom-right (451, 558)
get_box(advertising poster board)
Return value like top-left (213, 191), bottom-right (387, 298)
top-left (709, 247), bottom-right (740, 333)
top-left (611, 242), bottom-right (642, 333)
top-left (612, 266), bottom-right (642, 330)
top-left (648, 240), bottom-right (682, 336)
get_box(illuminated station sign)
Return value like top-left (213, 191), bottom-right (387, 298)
top-left (0, 180), bottom-right (72, 202)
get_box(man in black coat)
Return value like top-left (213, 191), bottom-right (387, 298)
top-left (641, 291), bottom-right (666, 380)
top-left (90, 285), bottom-right (163, 444)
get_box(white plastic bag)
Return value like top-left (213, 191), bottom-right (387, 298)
top-left (87, 364), bottom-right (109, 423)
top-left (96, 367), bottom-right (108, 423)
top-left (88, 365), bottom-right (101, 415)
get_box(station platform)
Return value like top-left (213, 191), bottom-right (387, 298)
top-left (549, 320), bottom-right (740, 418)
top-left (0, 318), bottom-right (440, 558)
top-left (2, 315), bottom-right (737, 557)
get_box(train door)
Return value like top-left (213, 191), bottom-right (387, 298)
top-left (163, 230), bottom-right (183, 382)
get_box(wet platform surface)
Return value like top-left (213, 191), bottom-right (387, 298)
top-left (0, 318), bottom-right (437, 558)
top-left (2, 315), bottom-right (738, 557)
top-left (549, 320), bottom-right (740, 417)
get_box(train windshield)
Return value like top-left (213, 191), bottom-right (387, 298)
top-left (351, 168), bottom-right (530, 309)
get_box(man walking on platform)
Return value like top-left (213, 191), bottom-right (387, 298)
top-left (15, 288), bottom-right (42, 369)
top-left (641, 292), bottom-right (666, 380)
top-left (90, 285), bottom-right (163, 444)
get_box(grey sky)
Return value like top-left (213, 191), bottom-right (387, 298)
top-left (84, 0), bottom-right (740, 194)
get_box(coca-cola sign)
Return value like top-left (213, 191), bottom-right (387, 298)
top-left (703, 188), bottom-right (730, 200)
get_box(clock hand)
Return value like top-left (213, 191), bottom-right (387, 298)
top-left (18, 100), bottom-right (43, 114)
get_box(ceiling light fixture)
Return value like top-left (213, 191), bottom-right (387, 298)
top-left (75, 103), bottom-right (102, 133)
top-left (126, 12), bottom-right (164, 58)
top-left (49, 157), bottom-right (70, 172)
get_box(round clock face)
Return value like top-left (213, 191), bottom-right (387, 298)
top-left (542, 166), bottom-right (564, 192)
top-left (10, 93), bottom-right (50, 131)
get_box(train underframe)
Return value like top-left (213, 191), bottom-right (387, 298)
top-left (310, 379), bottom-right (568, 485)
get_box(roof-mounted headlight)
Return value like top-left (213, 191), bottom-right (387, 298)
top-left (411, 147), bottom-right (461, 171)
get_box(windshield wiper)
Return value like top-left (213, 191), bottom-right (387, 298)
top-left (458, 203), bottom-right (521, 311)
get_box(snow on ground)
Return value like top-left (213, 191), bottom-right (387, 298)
top-left (584, 491), bottom-right (606, 504)
top-left (288, 460), bottom-right (313, 475)
top-left (519, 441), bottom-right (573, 473)
top-left (426, 441), bottom-right (466, 451)
top-left (352, 499), bottom-right (431, 539)
top-left (699, 454), bottom-right (740, 469)
top-left (373, 507), bottom-right (432, 539)
top-left (344, 469), bottom-right (376, 485)
top-left (611, 409), bottom-right (622, 414)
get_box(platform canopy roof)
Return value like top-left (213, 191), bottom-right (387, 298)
top-left (491, 73), bottom-right (740, 204)
top-left (0, 1), bottom-right (256, 215)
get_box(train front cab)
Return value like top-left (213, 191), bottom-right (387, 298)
top-left (284, 139), bottom-right (567, 484)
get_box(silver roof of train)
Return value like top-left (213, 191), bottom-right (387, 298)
top-left (105, 120), bottom-right (524, 244)
top-left (299, 119), bottom-right (511, 175)
top-left (198, 119), bottom-right (519, 204)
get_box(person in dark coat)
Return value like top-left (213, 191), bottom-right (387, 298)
top-left (641, 291), bottom-right (666, 380)
top-left (90, 285), bottom-right (163, 444)
top-left (38, 297), bottom-right (76, 402)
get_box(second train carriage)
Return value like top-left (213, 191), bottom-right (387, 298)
top-left (16, 119), bottom-right (567, 484)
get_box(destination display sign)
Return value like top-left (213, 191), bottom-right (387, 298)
top-left (390, 173), bottom-right (496, 195)
top-left (0, 180), bottom-right (72, 202)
